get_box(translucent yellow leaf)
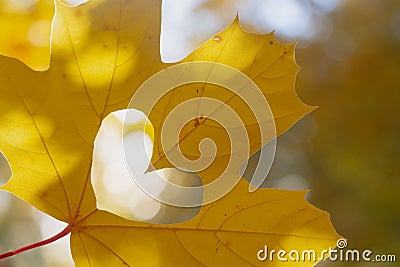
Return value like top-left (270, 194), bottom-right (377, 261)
top-left (71, 180), bottom-right (340, 266)
top-left (0, 0), bottom-right (89, 70)
top-left (0, 0), bottom-right (54, 70)
top-left (144, 20), bottom-right (315, 189)
top-left (0, 0), bottom-right (166, 223)
top-left (0, 0), bottom-right (339, 266)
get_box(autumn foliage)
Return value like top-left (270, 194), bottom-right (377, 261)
top-left (0, 0), bottom-right (341, 266)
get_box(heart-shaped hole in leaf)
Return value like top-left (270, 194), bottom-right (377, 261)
top-left (91, 109), bottom-right (202, 224)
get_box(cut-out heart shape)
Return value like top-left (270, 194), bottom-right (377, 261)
top-left (91, 109), bottom-right (202, 224)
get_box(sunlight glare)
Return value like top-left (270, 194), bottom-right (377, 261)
top-left (257, 0), bottom-right (313, 38)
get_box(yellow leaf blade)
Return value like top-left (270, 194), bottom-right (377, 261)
top-left (149, 19), bottom-right (315, 184)
top-left (0, 0), bottom-right (165, 222)
top-left (0, 0), bottom-right (341, 266)
top-left (71, 180), bottom-right (340, 266)
top-left (0, 0), bottom-right (54, 70)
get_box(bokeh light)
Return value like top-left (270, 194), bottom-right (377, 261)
top-left (254, 0), bottom-right (314, 38)
top-left (27, 20), bottom-right (51, 47)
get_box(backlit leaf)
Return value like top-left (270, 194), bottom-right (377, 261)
top-left (72, 181), bottom-right (339, 266)
top-left (0, 0), bottom-right (339, 266)
top-left (0, 0), bottom-right (86, 70)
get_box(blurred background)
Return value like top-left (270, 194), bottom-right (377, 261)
top-left (0, 0), bottom-right (399, 266)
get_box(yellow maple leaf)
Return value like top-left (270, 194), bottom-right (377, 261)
top-left (72, 183), bottom-right (339, 266)
top-left (0, 0), bottom-right (89, 71)
top-left (0, 0), bottom-right (54, 70)
top-left (146, 19), bottom-right (315, 190)
top-left (0, 0), bottom-right (340, 266)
